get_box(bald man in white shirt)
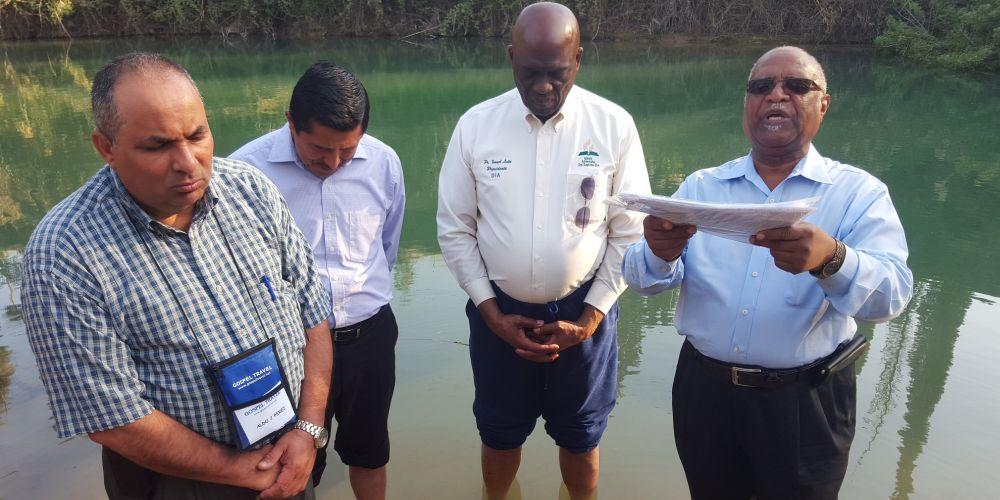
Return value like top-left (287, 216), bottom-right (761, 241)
top-left (436, 3), bottom-right (650, 499)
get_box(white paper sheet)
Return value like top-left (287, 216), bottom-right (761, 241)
top-left (234, 385), bottom-right (295, 445)
top-left (609, 193), bottom-right (819, 243)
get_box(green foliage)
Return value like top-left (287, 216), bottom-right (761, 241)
top-left (0, 0), bottom-right (74, 37)
top-left (877, 0), bottom-right (1000, 71)
top-left (1, 0), bottom-right (74, 23)
top-left (438, 0), bottom-right (524, 37)
top-left (1, 0), bottom-right (999, 71)
top-left (0, 0), bottom-right (891, 41)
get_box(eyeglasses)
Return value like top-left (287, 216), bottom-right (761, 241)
top-left (575, 177), bottom-right (596, 229)
top-left (746, 77), bottom-right (824, 96)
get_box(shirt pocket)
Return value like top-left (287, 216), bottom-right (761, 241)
top-left (564, 164), bottom-right (613, 237)
top-left (261, 278), bottom-right (307, 352)
top-left (347, 210), bottom-right (382, 263)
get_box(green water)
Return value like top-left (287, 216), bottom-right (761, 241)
top-left (0, 38), bottom-right (998, 499)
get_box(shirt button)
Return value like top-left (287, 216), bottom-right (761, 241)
top-left (741, 309), bottom-right (749, 316)
top-left (751, 271), bottom-right (759, 277)
top-left (536, 224), bottom-right (542, 229)
top-left (733, 346), bottom-right (740, 353)
top-left (767, 198), bottom-right (776, 203)
top-left (327, 246), bottom-right (335, 252)
top-left (325, 214), bottom-right (333, 220)
top-left (533, 284), bottom-right (541, 289)
top-left (331, 275), bottom-right (338, 281)
top-left (534, 255), bottom-right (540, 261)
top-left (536, 191), bottom-right (543, 197)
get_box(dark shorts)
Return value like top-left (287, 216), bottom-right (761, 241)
top-left (467, 281), bottom-right (618, 454)
top-left (312, 304), bottom-right (397, 485)
top-left (672, 340), bottom-right (857, 500)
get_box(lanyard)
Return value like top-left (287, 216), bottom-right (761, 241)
top-left (124, 200), bottom-right (269, 359)
top-left (211, 207), bottom-right (269, 336)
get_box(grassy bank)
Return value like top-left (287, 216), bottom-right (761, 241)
top-left (0, 0), bottom-right (997, 71)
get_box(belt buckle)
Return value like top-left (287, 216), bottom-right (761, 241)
top-left (332, 328), bottom-right (361, 343)
top-left (731, 366), bottom-right (762, 387)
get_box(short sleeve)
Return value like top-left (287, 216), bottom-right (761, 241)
top-left (21, 265), bottom-right (154, 438)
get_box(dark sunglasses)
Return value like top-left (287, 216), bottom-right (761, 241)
top-left (574, 176), bottom-right (596, 229)
top-left (746, 77), bottom-right (824, 96)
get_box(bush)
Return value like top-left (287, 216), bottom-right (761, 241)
top-left (876, 0), bottom-right (1000, 71)
top-left (1, 0), bottom-right (997, 71)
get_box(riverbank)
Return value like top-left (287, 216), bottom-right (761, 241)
top-left (0, 1), bottom-right (882, 41)
top-left (1, 0), bottom-right (996, 71)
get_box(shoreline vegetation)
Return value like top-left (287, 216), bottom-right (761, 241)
top-left (0, 0), bottom-right (997, 72)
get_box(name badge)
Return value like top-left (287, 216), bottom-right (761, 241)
top-left (208, 339), bottom-right (297, 449)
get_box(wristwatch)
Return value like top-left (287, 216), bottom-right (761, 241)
top-left (293, 419), bottom-right (330, 449)
top-left (810, 239), bottom-right (846, 279)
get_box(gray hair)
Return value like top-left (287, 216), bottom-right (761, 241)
top-left (90, 52), bottom-right (200, 141)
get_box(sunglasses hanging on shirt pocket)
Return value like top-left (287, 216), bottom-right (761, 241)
top-left (564, 173), bottom-right (608, 236)
top-left (207, 338), bottom-right (297, 450)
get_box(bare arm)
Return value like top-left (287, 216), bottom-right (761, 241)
top-left (256, 319), bottom-right (332, 498)
top-left (89, 410), bottom-right (278, 491)
top-left (296, 320), bottom-right (332, 425)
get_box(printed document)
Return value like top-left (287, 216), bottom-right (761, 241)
top-left (609, 193), bottom-right (819, 243)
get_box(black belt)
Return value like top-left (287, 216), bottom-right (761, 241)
top-left (687, 334), bottom-right (868, 389)
top-left (331, 305), bottom-right (389, 343)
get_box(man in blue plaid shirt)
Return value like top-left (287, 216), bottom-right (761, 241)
top-left (21, 53), bottom-right (333, 499)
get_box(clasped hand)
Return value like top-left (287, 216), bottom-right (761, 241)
top-left (250, 428), bottom-right (317, 499)
top-left (481, 300), bottom-right (603, 363)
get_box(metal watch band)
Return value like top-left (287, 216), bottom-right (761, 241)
top-left (293, 419), bottom-right (327, 448)
top-left (811, 239), bottom-right (846, 279)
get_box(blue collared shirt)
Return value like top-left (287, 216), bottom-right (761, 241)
top-left (622, 145), bottom-right (913, 368)
top-left (21, 158), bottom-right (331, 441)
top-left (231, 124), bottom-right (405, 328)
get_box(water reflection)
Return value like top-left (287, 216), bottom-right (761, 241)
top-left (0, 38), bottom-right (997, 498)
top-left (0, 250), bottom-right (21, 421)
top-left (0, 346), bottom-right (13, 417)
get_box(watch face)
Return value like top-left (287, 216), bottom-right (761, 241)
top-left (317, 428), bottom-right (330, 449)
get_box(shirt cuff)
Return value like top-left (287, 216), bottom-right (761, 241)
top-left (816, 244), bottom-right (859, 297)
top-left (643, 243), bottom-right (679, 279)
top-left (584, 280), bottom-right (619, 315)
top-left (464, 277), bottom-right (496, 307)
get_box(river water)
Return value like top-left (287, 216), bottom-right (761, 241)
top-left (0, 38), bottom-right (998, 499)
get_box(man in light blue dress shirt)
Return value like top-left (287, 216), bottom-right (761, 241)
top-left (231, 62), bottom-right (404, 500)
top-left (622, 47), bottom-right (912, 499)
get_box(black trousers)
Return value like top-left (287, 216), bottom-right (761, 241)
top-left (672, 341), bottom-right (856, 500)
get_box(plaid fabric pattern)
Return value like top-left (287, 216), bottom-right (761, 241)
top-left (21, 157), bottom-right (331, 442)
